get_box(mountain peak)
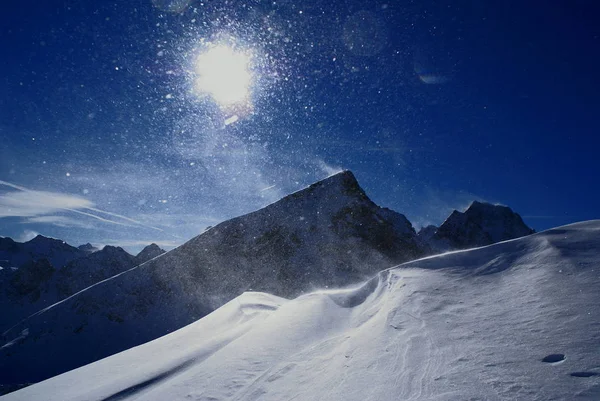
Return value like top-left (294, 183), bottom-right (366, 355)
top-left (26, 234), bottom-right (63, 245)
top-left (433, 201), bottom-right (534, 249)
top-left (77, 243), bottom-right (99, 254)
top-left (466, 200), bottom-right (509, 213)
top-left (134, 243), bottom-right (166, 265)
top-left (304, 170), bottom-right (367, 199)
top-left (312, 169), bottom-right (358, 188)
top-left (275, 170), bottom-right (369, 213)
top-left (177, 169), bottom-right (421, 300)
top-left (100, 245), bottom-right (130, 255)
top-left (147, 243), bottom-right (162, 251)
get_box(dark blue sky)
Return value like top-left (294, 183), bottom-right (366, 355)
top-left (1, 0), bottom-right (599, 252)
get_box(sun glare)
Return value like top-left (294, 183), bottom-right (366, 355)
top-left (193, 45), bottom-right (253, 107)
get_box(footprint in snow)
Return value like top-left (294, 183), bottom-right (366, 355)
top-left (542, 354), bottom-right (566, 364)
top-left (570, 371), bottom-right (600, 378)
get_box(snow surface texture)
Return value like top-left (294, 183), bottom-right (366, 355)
top-left (4, 221), bottom-right (599, 401)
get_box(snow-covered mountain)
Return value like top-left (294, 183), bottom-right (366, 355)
top-left (4, 220), bottom-right (599, 401)
top-left (0, 235), bottom-right (85, 271)
top-left (419, 201), bottom-right (534, 252)
top-left (0, 171), bottom-right (426, 388)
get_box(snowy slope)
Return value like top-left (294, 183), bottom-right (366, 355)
top-left (4, 221), bottom-right (599, 401)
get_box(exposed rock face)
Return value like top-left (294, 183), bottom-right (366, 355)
top-left (177, 170), bottom-right (422, 300)
top-left (430, 201), bottom-right (534, 251)
top-left (163, 170), bottom-right (424, 302)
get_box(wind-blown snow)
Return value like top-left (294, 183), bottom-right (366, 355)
top-left (3, 221), bottom-right (600, 400)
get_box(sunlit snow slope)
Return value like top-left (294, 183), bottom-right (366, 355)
top-left (4, 221), bottom-right (599, 401)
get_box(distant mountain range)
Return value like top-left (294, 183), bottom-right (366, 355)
top-left (0, 235), bottom-right (86, 270)
top-left (0, 170), bottom-right (534, 392)
top-left (0, 239), bottom-right (165, 332)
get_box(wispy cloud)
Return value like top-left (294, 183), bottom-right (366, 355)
top-left (0, 183), bottom-right (94, 218)
top-left (316, 160), bottom-right (344, 177)
top-left (259, 184), bottom-right (277, 192)
top-left (17, 229), bottom-right (40, 243)
top-left (24, 215), bottom-right (96, 229)
top-left (133, 212), bottom-right (222, 239)
top-left (0, 180), bottom-right (168, 234)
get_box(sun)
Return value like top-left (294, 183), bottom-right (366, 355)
top-left (193, 45), bottom-right (253, 107)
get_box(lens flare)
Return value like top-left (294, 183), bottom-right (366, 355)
top-left (193, 45), bottom-right (253, 107)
